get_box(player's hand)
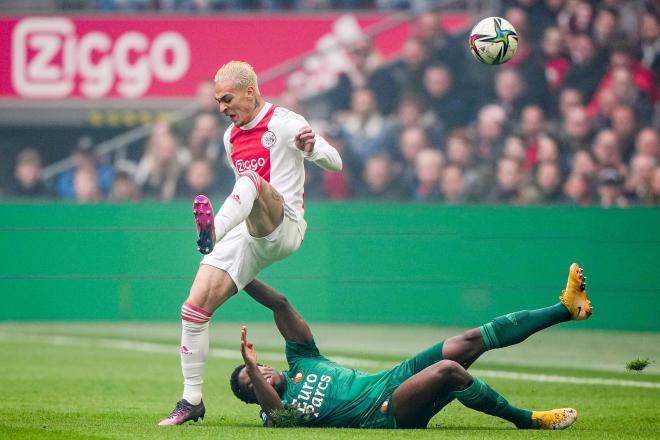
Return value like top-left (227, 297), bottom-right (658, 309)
top-left (294, 126), bottom-right (316, 153)
top-left (240, 325), bottom-right (258, 368)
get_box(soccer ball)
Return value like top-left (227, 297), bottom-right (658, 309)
top-left (469, 17), bottom-right (519, 65)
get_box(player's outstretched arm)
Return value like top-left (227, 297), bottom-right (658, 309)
top-left (244, 279), bottom-right (313, 343)
top-left (241, 326), bottom-right (284, 414)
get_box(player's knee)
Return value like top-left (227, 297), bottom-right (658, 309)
top-left (237, 170), bottom-right (263, 197)
top-left (434, 359), bottom-right (464, 375)
top-left (433, 360), bottom-right (470, 386)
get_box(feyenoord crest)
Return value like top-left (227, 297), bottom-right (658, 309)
top-left (261, 130), bottom-right (276, 149)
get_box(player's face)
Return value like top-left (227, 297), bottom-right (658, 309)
top-left (214, 80), bottom-right (257, 127)
top-left (239, 365), bottom-right (285, 399)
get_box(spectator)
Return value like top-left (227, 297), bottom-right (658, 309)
top-left (625, 154), bottom-right (657, 205)
top-left (423, 64), bottom-right (471, 131)
top-left (635, 127), bottom-right (659, 158)
top-left (413, 11), bottom-right (465, 82)
top-left (176, 80), bottom-right (227, 145)
top-left (556, 87), bottom-right (584, 121)
top-left (396, 125), bottom-right (432, 192)
top-left (322, 125), bottom-right (358, 200)
top-left (588, 56), bottom-right (654, 125)
top-left (519, 105), bottom-right (548, 169)
top-left (609, 104), bottom-right (638, 160)
top-left (592, 128), bottom-right (625, 174)
top-left (563, 33), bottom-right (607, 101)
top-left (376, 37), bottom-right (430, 107)
top-left (73, 166), bottom-right (102, 203)
top-left (563, 172), bottom-right (591, 206)
top-left (503, 135), bottom-right (527, 165)
top-left (380, 95), bottom-right (442, 157)
top-left (56, 138), bottom-right (114, 200)
top-left (503, 7), bottom-right (549, 106)
top-left (557, 0), bottom-right (594, 35)
top-left (176, 158), bottom-right (225, 200)
top-left (412, 148), bottom-right (444, 201)
top-left (541, 26), bottom-right (571, 92)
top-left (186, 113), bottom-right (222, 163)
top-left (6, 148), bottom-right (52, 199)
top-left (485, 157), bottom-right (533, 205)
top-left (591, 87), bottom-right (619, 130)
top-left (558, 106), bottom-right (592, 153)
top-left (533, 160), bottom-right (566, 204)
top-left (537, 134), bottom-right (561, 162)
top-left (135, 123), bottom-right (188, 201)
top-left (493, 69), bottom-right (529, 120)
top-left (638, 11), bottom-right (659, 75)
top-left (596, 167), bottom-right (628, 208)
top-left (508, 0), bottom-right (557, 41)
top-left (445, 129), bottom-right (487, 199)
top-left (337, 88), bottom-right (387, 163)
top-left (108, 171), bottom-right (141, 202)
top-left (184, 112), bottom-right (235, 192)
top-left (591, 6), bottom-right (625, 53)
top-left (326, 37), bottom-right (394, 115)
top-left (472, 104), bottom-right (507, 164)
top-left (357, 153), bottom-right (405, 201)
top-left (440, 163), bottom-right (467, 204)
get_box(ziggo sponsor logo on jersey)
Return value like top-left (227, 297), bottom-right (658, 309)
top-left (235, 157), bottom-right (267, 173)
top-left (11, 17), bottom-right (190, 98)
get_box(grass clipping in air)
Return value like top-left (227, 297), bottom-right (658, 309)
top-left (625, 357), bottom-right (652, 372)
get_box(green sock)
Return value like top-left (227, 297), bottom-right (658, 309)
top-left (453, 377), bottom-right (532, 428)
top-left (479, 303), bottom-right (570, 350)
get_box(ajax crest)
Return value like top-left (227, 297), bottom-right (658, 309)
top-left (261, 130), bottom-right (276, 149)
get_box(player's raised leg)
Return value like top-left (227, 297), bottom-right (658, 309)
top-left (391, 360), bottom-right (576, 429)
top-left (443, 263), bottom-right (592, 368)
top-left (195, 170), bottom-right (283, 255)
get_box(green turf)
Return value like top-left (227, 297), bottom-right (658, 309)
top-left (0, 323), bottom-right (659, 439)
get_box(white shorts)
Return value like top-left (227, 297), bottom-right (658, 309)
top-left (200, 205), bottom-right (307, 291)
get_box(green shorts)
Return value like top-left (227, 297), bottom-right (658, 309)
top-left (358, 341), bottom-right (445, 429)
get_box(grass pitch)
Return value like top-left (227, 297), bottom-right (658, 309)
top-left (0, 322), bottom-right (658, 439)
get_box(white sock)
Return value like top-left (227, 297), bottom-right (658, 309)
top-left (214, 171), bottom-right (261, 241)
top-left (180, 302), bottom-right (211, 405)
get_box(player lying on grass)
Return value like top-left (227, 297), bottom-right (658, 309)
top-left (231, 263), bottom-right (592, 429)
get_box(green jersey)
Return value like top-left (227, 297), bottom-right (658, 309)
top-left (263, 338), bottom-right (444, 429)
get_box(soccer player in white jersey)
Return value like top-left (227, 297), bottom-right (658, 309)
top-left (159, 61), bottom-right (342, 426)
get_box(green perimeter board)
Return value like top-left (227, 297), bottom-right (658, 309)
top-left (0, 203), bottom-right (658, 331)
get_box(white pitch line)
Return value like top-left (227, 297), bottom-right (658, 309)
top-left (1, 332), bottom-right (659, 389)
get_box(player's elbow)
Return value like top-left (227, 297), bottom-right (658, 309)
top-left (331, 156), bottom-right (343, 172)
top-left (271, 293), bottom-right (291, 311)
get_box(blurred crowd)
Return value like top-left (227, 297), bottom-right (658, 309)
top-left (49, 0), bottom-right (434, 11)
top-left (3, 0), bottom-right (660, 207)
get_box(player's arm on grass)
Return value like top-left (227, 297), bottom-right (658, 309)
top-left (244, 279), bottom-right (313, 343)
top-left (241, 325), bottom-right (284, 414)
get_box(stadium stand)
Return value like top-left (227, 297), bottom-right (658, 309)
top-left (1, 0), bottom-right (659, 206)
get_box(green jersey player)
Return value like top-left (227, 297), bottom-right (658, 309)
top-left (231, 263), bottom-right (592, 430)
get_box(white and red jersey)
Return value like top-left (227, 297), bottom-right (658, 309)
top-left (223, 102), bottom-right (342, 215)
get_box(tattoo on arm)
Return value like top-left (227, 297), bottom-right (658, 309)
top-left (271, 188), bottom-right (283, 203)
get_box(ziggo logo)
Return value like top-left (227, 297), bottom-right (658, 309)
top-left (235, 157), bottom-right (267, 173)
top-left (11, 17), bottom-right (190, 98)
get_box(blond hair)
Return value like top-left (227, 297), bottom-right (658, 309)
top-left (214, 61), bottom-right (260, 94)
